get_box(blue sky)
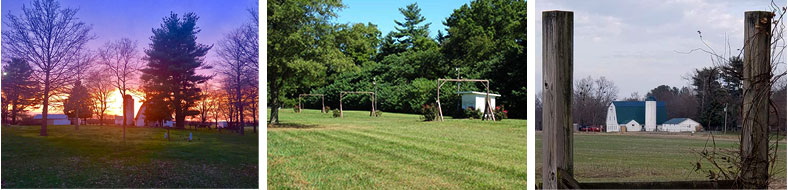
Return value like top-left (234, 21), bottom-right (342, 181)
top-left (334, 0), bottom-right (472, 38)
top-left (1, 0), bottom-right (257, 72)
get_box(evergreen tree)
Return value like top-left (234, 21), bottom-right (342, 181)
top-left (64, 80), bottom-right (92, 127)
top-left (141, 12), bottom-right (212, 129)
top-left (1, 58), bottom-right (39, 125)
top-left (692, 67), bottom-right (728, 130)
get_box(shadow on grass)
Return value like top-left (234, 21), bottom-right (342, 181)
top-left (267, 123), bottom-right (319, 129)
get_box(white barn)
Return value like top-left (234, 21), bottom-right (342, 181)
top-left (459, 91), bottom-right (500, 112)
top-left (33, 114), bottom-right (70, 125)
top-left (659, 118), bottom-right (701, 132)
top-left (606, 97), bottom-right (667, 132)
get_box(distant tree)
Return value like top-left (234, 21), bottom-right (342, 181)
top-left (1, 58), bottom-right (40, 125)
top-left (217, 26), bottom-right (255, 135)
top-left (141, 12), bottom-right (212, 129)
top-left (267, 0), bottom-right (348, 124)
top-left (624, 92), bottom-right (643, 101)
top-left (692, 67), bottom-right (728, 130)
top-left (392, 3), bottom-right (436, 51)
top-left (335, 23), bottom-right (381, 65)
top-left (442, 0), bottom-right (527, 118)
top-left (64, 80), bottom-right (92, 127)
top-left (771, 81), bottom-right (787, 133)
top-left (98, 38), bottom-right (141, 137)
top-left (720, 56), bottom-right (744, 130)
top-left (574, 76), bottom-right (618, 126)
top-left (85, 69), bottom-right (114, 125)
top-left (2, 0), bottom-right (95, 136)
top-left (68, 50), bottom-right (95, 130)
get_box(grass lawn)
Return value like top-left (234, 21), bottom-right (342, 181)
top-left (535, 132), bottom-right (787, 187)
top-left (267, 109), bottom-right (527, 189)
top-left (1, 124), bottom-right (258, 188)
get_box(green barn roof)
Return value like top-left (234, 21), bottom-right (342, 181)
top-left (612, 101), bottom-right (667, 125)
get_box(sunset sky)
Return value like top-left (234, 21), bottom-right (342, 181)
top-left (1, 0), bottom-right (257, 115)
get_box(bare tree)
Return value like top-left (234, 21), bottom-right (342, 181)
top-left (2, 0), bottom-right (95, 136)
top-left (70, 50), bottom-right (95, 130)
top-left (196, 83), bottom-right (214, 126)
top-left (573, 76), bottom-right (619, 126)
top-left (98, 38), bottom-right (141, 140)
top-left (86, 69), bottom-right (114, 126)
top-left (217, 25), bottom-right (257, 135)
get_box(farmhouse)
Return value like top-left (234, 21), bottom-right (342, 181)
top-left (459, 91), bottom-right (500, 111)
top-left (33, 114), bottom-right (71, 125)
top-left (605, 97), bottom-right (667, 132)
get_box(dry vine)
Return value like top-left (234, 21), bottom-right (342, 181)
top-left (681, 1), bottom-right (787, 188)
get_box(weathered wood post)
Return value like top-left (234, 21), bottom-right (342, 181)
top-left (321, 95), bottom-right (325, 113)
top-left (297, 95), bottom-right (302, 113)
top-left (740, 11), bottom-right (772, 189)
top-left (542, 10), bottom-right (574, 189)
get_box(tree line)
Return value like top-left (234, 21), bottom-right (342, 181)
top-left (267, 0), bottom-right (527, 124)
top-left (535, 57), bottom-right (787, 132)
top-left (1, 0), bottom-right (259, 136)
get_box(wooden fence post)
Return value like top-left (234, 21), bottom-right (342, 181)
top-left (322, 95), bottom-right (325, 113)
top-left (740, 11), bottom-right (772, 189)
top-left (542, 10), bottom-right (574, 189)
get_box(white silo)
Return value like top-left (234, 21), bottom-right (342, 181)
top-left (645, 96), bottom-right (657, 131)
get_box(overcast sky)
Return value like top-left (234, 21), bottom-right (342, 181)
top-left (536, 0), bottom-right (787, 99)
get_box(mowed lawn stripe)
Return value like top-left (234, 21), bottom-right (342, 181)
top-left (314, 130), bottom-right (500, 189)
top-left (360, 127), bottom-right (524, 163)
top-left (306, 130), bottom-right (460, 189)
top-left (341, 128), bottom-right (526, 181)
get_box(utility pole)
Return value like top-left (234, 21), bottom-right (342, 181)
top-left (456, 67), bottom-right (461, 111)
top-left (724, 103), bottom-right (728, 134)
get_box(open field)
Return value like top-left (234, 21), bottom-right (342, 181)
top-left (535, 131), bottom-right (787, 187)
top-left (1, 125), bottom-right (258, 188)
top-left (268, 109), bottom-right (526, 189)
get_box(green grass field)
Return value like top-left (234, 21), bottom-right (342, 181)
top-left (535, 132), bottom-right (787, 187)
top-left (267, 109), bottom-right (526, 189)
top-left (1, 124), bottom-right (258, 188)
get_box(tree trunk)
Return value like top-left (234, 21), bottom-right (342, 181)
top-left (269, 100), bottom-right (279, 124)
top-left (237, 78), bottom-right (244, 135)
top-left (253, 103), bottom-right (257, 133)
top-left (40, 73), bottom-right (50, 136)
top-left (75, 99), bottom-right (80, 130)
top-left (11, 102), bottom-right (17, 125)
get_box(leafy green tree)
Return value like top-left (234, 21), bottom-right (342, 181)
top-left (64, 80), bottom-right (92, 127)
top-left (1, 58), bottom-right (39, 125)
top-left (335, 22), bottom-right (381, 65)
top-left (442, 0), bottom-right (527, 118)
top-left (268, 0), bottom-right (352, 124)
top-left (141, 12), bottom-right (212, 129)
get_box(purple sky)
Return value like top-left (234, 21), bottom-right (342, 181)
top-left (1, 0), bottom-right (258, 76)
